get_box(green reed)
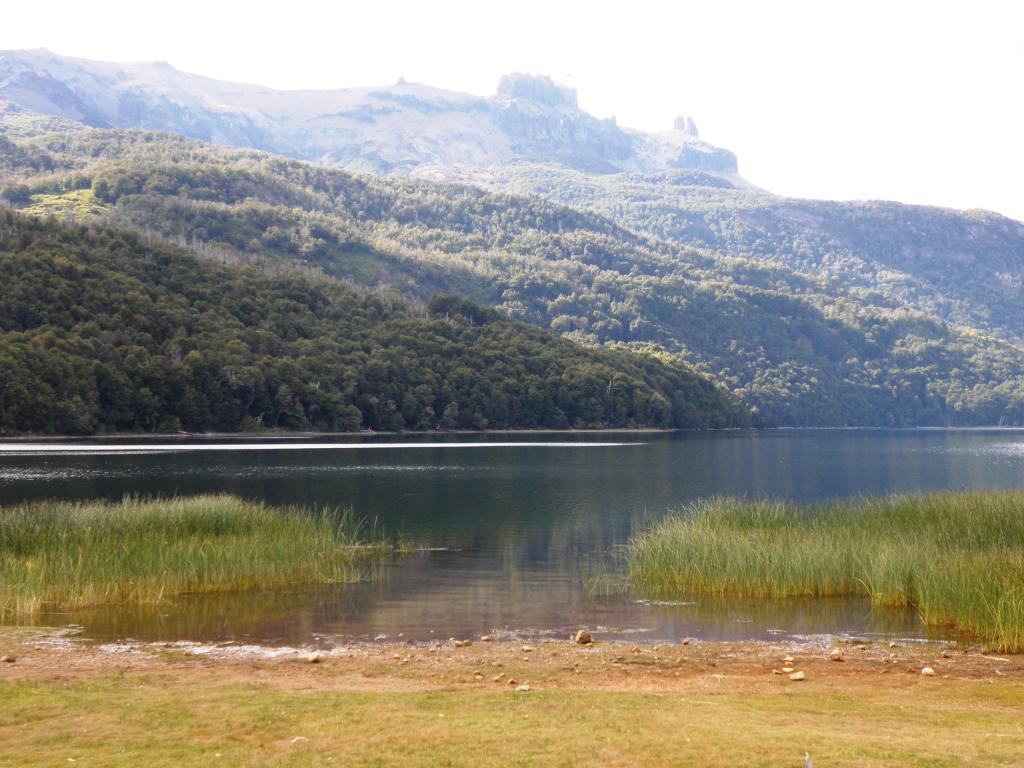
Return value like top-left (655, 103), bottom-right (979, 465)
top-left (627, 491), bottom-right (1024, 651)
top-left (0, 495), bottom-right (390, 618)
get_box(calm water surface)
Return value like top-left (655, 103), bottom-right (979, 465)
top-left (3, 429), bottom-right (1023, 646)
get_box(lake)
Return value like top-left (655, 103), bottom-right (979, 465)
top-left (3, 429), bottom-right (1024, 646)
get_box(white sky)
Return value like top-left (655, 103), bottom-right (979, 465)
top-left (3, 0), bottom-right (1023, 221)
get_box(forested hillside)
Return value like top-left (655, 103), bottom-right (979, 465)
top-left (458, 163), bottom-right (1024, 346)
top-left (0, 212), bottom-right (748, 434)
top-left (2, 116), bottom-right (1023, 427)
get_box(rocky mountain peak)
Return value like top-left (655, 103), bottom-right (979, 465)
top-left (673, 115), bottom-right (699, 137)
top-left (0, 50), bottom-right (740, 177)
top-left (495, 73), bottom-right (577, 108)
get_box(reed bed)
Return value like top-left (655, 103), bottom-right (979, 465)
top-left (0, 494), bottom-right (389, 618)
top-left (627, 491), bottom-right (1024, 651)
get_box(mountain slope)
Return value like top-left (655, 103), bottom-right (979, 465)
top-left (3, 120), bottom-right (1022, 426)
top-left (441, 163), bottom-right (1024, 345)
top-left (0, 211), bottom-right (749, 434)
top-left (0, 50), bottom-right (737, 176)
top-left (5, 52), bottom-right (1020, 355)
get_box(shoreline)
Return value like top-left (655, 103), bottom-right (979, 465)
top-left (5, 626), bottom-right (1020, 690)
top-left (3, 628), bottom-right (1023, 766)
top-left (0, 427), bottom-right (679, 442)
top-left (4, 425), bottom-right (1024, 442)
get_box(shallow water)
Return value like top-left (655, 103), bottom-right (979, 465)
top-left (3, 429), bottom-right (1024, 645)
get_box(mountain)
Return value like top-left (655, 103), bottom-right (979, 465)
top-left (1, 53), bottom-right (1023, 427)
top-left (0, 210), bottom-right (749, 434)
top-left (428, 163), bottom-right (1024, 347)
top-left (3, 120), bottom-right (1022, 427)
top-left (7, 51), bottom-right (1019, 344)
top-left (0, 49), bottom-right (738, 176)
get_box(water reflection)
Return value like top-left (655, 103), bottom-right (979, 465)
top-left (4, 429), bottom-right (1024, 644)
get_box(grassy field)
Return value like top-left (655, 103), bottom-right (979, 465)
top-left (0, 495), bottom-right (388, 618)
top-left (1, 632), bottom-right (1022, 767)
top-left (23, 188), bottom-right (108, 219)
top-left (628, 491), bottom-right (1024, 651)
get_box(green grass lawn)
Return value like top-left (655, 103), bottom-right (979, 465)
top-left (2, 670), bottom-right (1023, 767)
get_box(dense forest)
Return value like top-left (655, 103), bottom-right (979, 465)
top-left (2, 114), bottom-right (1023, 427)
top-left (0, 212), bottom-right (749, 434)
top-left (472, 163), bottom-right (1024, 346)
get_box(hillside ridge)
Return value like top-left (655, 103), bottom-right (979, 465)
top-left (0, 210), bottom-right (749, 434)
top-left (2, 120), bottom-right (1022, 426)
top-left (0, 50), bottom-right (738, 176)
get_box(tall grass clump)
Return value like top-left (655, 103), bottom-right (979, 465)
top-left (627, 491), bottom-right (1024, 651)
top-left (0, 494), bottom-right (389, 619)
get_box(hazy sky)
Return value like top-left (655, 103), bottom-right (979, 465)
top-left (4, 0), bottom-right (1023, 221)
